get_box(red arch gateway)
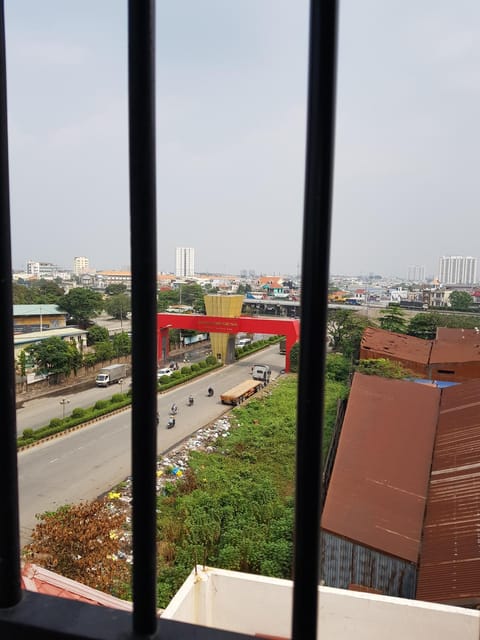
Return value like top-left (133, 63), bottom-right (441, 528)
top-left (157, 313), bottom-right (300, 372)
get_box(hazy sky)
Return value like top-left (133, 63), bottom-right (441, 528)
top-left (5, 2), bottom-right (480, 278)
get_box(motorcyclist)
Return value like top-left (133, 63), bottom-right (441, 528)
top-left (167, 416), bottom-right (175, 429)
top-left (207, 387), bottom-right (214, 397)
top-left (188, 395), bottom-right (194, 406)
top-left (171, 403), bottom-right (178, 415)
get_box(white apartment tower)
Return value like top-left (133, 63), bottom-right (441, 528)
top-left (175, 247), bottom-right (195, 278)
top-left (438, 255), bottom-right (477, 285)
top-left (407, 265), bottom-right (426, 282)
top-left (73, 256), bottom-right (89, 275)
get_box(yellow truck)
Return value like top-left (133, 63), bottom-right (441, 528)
top-left (220, 379), bottom-right (264, 406)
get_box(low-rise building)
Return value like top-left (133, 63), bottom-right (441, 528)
top-left (13, 304), bottom-right (68, 334)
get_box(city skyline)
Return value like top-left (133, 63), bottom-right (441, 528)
top-left (6, 2), bottom-right (480, 276)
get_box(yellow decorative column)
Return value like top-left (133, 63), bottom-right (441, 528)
top-left (204, 295), bottom-right (244, 364)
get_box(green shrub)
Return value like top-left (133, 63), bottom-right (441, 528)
top-left (94, 400), bottom-right (109, 410)
top-left (171, 371), bottom-right (182, 379)
top-left (181, 366), bottom-right (191, 375)
top-left (111, 393), bottom-right (125, 404)
top-left (198, 360), bottom-right (207, 369)
top-left (49, 418), bottom-right (63, 428)
top-left (205, 355), bottom-right (216, 366)
top-left (71, 407), bottom-right (86, 419)
top-left (18, 437), bottom-right (37, 447)
top-left (22, 428), bottom-right (34, 439)
top-left (190, 363), bottom-right (200, 372)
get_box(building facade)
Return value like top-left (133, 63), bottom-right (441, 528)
top-left (407, 265), bottom-right (426, 282)
top-left (73, 256), bottom-right (89, 275)
top-left (175, 247), bottom-right (195, 278)
top-left (438, 255), bottom-right (477, 285)
top-left (26, 260), bottom-right (61, 279)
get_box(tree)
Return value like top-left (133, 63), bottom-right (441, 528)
top-left (289, 342), bottom-right (300, 372)
top-left (379, 305), bottom-right (407, 333)
top-left (12, 279), bottom-right (64, 304)
top-left (27, 337), bottom-right (80, 383)
top-left (17, 349), bottom-right (27, 377)
top-left (112, 332), bottom-right (131, 357)
top-left (325, 353), bottom-right (351, 383)
top-left (105, 283), bottom-right (127, 296)
top-left (158, 289), bottom-right (180, 311)
top-left (104, 293), bottom-right (131, 321)
top-left (355, 358), bottom-right (413, 379)
top-left (237, 283), bottom-right (252, 295)
top-left (30, 279), bottom-right (65, 303)
top-left (407, 312), bottom-right (442, 340)
top-left (59, 288), bottom-right (104, 328)
top-left (449, 290), bottom-right (473, 311)
top-left (179, 283), bottom-right (206, 312)
top-left (94, 340), bottom-right (115, 362)
top-left (24, 498), bottom-right (130, 596)
top-left (87, 325), bottom-right (110, 346)
top-left (327, 309), bottom-right (369, 360)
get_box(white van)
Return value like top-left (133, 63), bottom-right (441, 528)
top-left (251, 364), bottom-right (271, 383)
top-left (236, 338), bottom-right (252, 348)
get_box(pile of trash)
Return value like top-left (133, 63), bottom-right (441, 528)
top-left (106, 416), bottom-right (234, 558)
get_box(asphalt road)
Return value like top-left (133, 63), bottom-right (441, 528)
top-left (18, 345), bottom-right (285, 546)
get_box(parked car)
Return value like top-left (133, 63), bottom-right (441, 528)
top-left (157, 367), bottom-right (173, 378)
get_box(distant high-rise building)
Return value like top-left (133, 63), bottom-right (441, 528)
top-left (407, 265), bottom-right (426, 282)
top-left (438, 256), bottom-right (477, 285)
top-left (26, 260), bottom-right (60, 278)
top-left (26, 260), bottom-right (40, 277)
top-left (175, 247), bottom-right (195, 278)
top-left (73, 256), bottom-right (89, 275)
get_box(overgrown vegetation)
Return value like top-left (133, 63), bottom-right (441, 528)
top-left (23, 498), bottom-right (131, 599)
top-left (24, 374), bottom-right (348, 608)
top-left (355, 358), bottom-right (414, 379)
top-left (155, 374), bottom-right (347, 607)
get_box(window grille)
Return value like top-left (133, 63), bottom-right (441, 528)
top-left (0, 1), bottom-right (338, 638)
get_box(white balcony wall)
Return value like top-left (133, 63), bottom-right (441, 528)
top-left (162, 566), bottom-right (480, 639)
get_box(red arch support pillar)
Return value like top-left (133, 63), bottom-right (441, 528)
top-left (157, 326), bottom-right (170, 363)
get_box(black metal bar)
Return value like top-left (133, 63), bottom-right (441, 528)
top-left (128, 1), bottom-right (158, 634)
top-left (0, 0), bottom-right (21, 609)
top-left (292, 1), bottom-right (338, 639)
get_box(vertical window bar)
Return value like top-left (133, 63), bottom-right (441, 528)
top-left (128, 1), bottom-right (158, 634)
top-left (292, 1), bottom-right (338, 639)
top-left (0, 0), bottom-right (21, 609)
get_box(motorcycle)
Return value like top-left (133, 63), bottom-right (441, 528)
top-left (207, 387), bottom-right (214, 397)
top-left (167, 417), bottom-right (176, 429)
top-left (187, 395), bottom-right (194, 407)
top-left (170, 403), bottom-right (178, 415)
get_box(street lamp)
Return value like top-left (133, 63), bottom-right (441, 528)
top-left (60, 398), bottom-right (70, 420)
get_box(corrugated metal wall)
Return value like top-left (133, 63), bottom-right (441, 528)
top-left (320, 532), bottom-right (417, 598)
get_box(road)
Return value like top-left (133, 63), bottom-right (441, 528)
top-left (16, 378), bottom-right (132, 434)
top-left (18, 345), bottom-right (284, 546)
top-left (16, 343), bottom-right (215, 435)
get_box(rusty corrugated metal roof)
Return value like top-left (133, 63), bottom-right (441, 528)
top-left (416, 378), bottom-right (480, 604)
top-left (430, 327), bottom-right (480, 364)
top-left (360, 327), bottom-right (433, 365)
top-left (321, 373), bottom-right (439, 563)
